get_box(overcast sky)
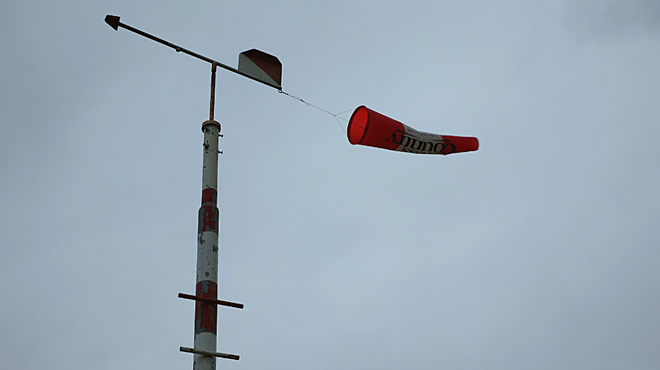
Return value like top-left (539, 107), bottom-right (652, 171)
top-left (1, 1), bottom-right (659, 369)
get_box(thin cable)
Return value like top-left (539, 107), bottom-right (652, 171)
top-left (279, 90), bottom-right (348, 134)
top-left (335, 108), bottom-right (354, 116)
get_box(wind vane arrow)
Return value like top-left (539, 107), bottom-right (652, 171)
top-left (104, 15), bottom-right (282, 90)
top-left (105, 15), bottom-right (120, 30)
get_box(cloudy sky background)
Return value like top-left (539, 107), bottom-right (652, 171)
top-left (1, 1), bottom-right (659, 369)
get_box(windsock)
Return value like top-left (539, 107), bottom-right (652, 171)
top-left (347, 106), bottom-right (479, 155)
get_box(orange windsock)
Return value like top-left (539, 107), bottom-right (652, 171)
top-left (347, 106), bottom-right (479, 155)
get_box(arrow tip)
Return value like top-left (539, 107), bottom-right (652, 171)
top-left (105, 15), bottom-right (120, 31)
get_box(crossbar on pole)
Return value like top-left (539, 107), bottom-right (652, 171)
top-left (180, 347), bottom-right (240, 361)
top-left (178, 293), bottom-right (244, 309)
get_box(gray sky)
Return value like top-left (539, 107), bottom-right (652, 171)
top-left (1, 1), bottom-right (659, 369)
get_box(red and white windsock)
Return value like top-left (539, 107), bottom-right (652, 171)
top-left (347, 106), bottom-right (479, 155)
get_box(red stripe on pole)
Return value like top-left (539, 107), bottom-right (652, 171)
top-left (198, 204), bottom-right (219, 233)
top-left (195, 281), bottom-right (218, 334)
top-left (201, 188), bottom-right (217, 205)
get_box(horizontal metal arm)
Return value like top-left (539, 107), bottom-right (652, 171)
top-left (105, 15), bottom-right (281, 89)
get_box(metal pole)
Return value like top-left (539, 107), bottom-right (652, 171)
top-left (104, 15), bottom-right (261, 366)
top-left (210, 63), bottom-right (217, 121)
top-left (194, 63), bottom-right (221, 370)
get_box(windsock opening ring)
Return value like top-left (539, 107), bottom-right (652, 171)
top-left (347, 106), bottom-right (370, 145)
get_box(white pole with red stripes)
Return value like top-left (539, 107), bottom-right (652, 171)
top-left (180, 62), bottom-right (242, 369)
top-left (194, 112), bottom-right (221, 370)
top-left (104, 16), bottom-right (283, 369)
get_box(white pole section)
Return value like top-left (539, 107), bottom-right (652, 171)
top-left (194, 118), bottom-right (221, 370)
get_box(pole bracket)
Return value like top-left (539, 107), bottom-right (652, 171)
top-left (180, 346), bottom-right (240, 361)
top-left (178, 293), bottom-right (244, 309)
